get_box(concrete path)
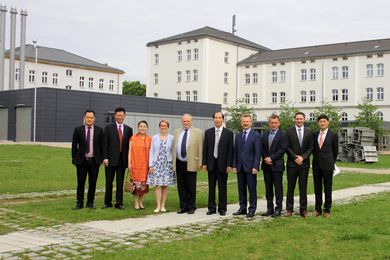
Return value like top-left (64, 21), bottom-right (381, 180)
top-left (339, 167), bottom-right (389, 174)
top-left (1, 182), bottom-right (390, 259)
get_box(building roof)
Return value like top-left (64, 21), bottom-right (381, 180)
top-left (146, 26), bottom-right (270, 51)
top-left (5, 44), bottom-right (125, 74)
top-left (238, 38), bottom-right (390, 65)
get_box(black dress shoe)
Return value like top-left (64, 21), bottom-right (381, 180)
top-left (72, 204), bottom-right (83, 210)
top-left (177, 209), bottom-right (188, 214)
top-left (115, 204), bottom-right (124, 210)
top-left (86, 203), bottom-right (94, 209)
top-left (188, 209), bottom-right (195, 214)
top-left (271, 210), bottom-right (282, 218)
top-left (219, 211), bottom-right (226, 216)
top-left (102, 204), bottom-right (113, 209)
top-left (206, 210), bottom-right (216, 215)
top-left (233, 210), bottom-right (247, 216)
top-left (246, 212), bottom-right (255, 218)
top-left (261, 211), bottom-right (274, 217)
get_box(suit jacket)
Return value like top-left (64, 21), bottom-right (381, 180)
top-left (285, 126), bottom-right (313, 169)
top-left (103, 122), bottom-right (133, 167)
top-left (202, 127), bottom-right (234, 173)
top-left (149, 133), bottom-right (174, 167)
top-left (260, 129), bottom-right (288, 172)
top-left (71, 125), bottom-right (104, 165)
top-left (233, 129), bottom-right (261, 173)
top-left (312, 129), bottom-right (339, 171)
top-left (172, 127), bottom-right (204, 172)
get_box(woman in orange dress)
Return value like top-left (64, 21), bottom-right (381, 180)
top-left (128, 120), bottom-right (152, 209)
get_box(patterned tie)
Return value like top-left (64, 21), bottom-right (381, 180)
top-left (242, 131), bottom-right (247, 145)
top-left (269, 131), bottom-right (275, 149)
top-left (213, 129), bottom-right (220, 158)
top-left (118, 125), bottom-right (123, 152)
top-left (298, 128), bottom-right (303, 147)
top-left (181, 129), bottom-right (188, 158)
top-left (86, 126), bottom-right (91, 154)
top-left (319, 131), bottom-right (324, 149)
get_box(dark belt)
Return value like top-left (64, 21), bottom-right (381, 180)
top-left (85, 157), bottom-right (94, 160)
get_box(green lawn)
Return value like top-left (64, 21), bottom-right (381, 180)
top-left (92, 192), bottom-right (390, 259)
top-left (337, 154), bottom-right (390, 169)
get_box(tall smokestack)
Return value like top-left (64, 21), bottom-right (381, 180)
top-left (19, 9), bottom-right (27, 89)
top-left (9, 7), bottom-right (17, 90)
top-left (0, 5), bottom-right (7, 91)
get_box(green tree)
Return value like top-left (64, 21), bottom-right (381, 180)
top-left (122, 80), bottom-right (146, 96)
top-left (352, 98), bottom-right (384, 138)
top-left (225, 99), bottom-right (254, 132)
top-left (310, 101), bottom-right (341, 132)
top-left (279, 101), bottom-right (299, 130)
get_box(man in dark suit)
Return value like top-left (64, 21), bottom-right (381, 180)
top-left (233, 114), bottom-right (261, 218)
top-left (71, 109), bottom-right (104, 209)
top-left (103, 107), bottom-right (133, 209)
top-left (285, 112), bottom-right (313, 218)
top-left (202, 112), bottom-right (234, 216)
top-left (260, 114), bottom-right (288, 218)
top-left (312, 114), bottom-right (339, 218)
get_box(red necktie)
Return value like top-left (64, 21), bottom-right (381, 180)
top-left (319, 131), bottom-right (324, 149)
top-left (118, 125), bottom-right (123, 152)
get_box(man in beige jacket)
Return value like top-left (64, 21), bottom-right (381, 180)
top-left (173, 113), bottom-right (203, 214)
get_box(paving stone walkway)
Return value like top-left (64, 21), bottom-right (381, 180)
top-left (0, 182), bottom-right (389, 259)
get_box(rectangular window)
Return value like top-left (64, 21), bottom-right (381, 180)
top-left (177, 91), bottom-right (181, 100)
top-left (29, 70), bottom-right (35, 83)
top-left (245, 74), bottom-right (250, 84)
top-left (342, 89), bottom-right (348, 101)
top-left (332, 67), bottom-right (338, 79)
top-left (253, 73), bottom-right (258, 84)
top-left (52, 73), bottom-right (58, 85)
top-left (252, 93), bottom-right (258, 104)
top-left (280, 70), bottom-right (286, 83)
top-left (109, 80), bottom-right (114, 91)
top-left (244, 93), bottom-right (250, 104)
top-left (301, 69), bottom-right (307, 81)
top-left (154, 73), bottom-right (158, 84)
top-left (15, 68), bottom-right (20, 81)
top-left (342, 66), bottom-right (349, 79)
top-left (99, 79), bottom-right (104, 90)
top-left (300, 91), bottom-right (307, 102)
top-left (332, 89), bottom-right (338, 101)
top-left (154, 54), bottom-right (159, 65)
top-left (186, 70), bottom-right (191, 82)
top-left (193, 70), bottom-right (198, 81)
top-left (377, 63), bottom-right (384, 76)
top-left (177, 71), bottom-right (182, 83)
top-left (377, 87), bottom-right (384, 100)
top-left (42, 72), bottom-right (48, 84)
top-left (178, 51), bottom-right (182, 62)
top-left (224, 52), bottom-right (229, 63)
top-left (186, 49), bottom-right (191, 61)
top-left (79, 76), bottom-right (85, 88)
top-left (223, 92), bottom-right (228, 104)
top-left (66, 69), bottom-right (72, 76)
top-left (193, 90), bottom-right (198, 101)
top-left (272, 71), bottom-right (277, 83)
top-left (88, 77), bottom-right (94, 88)
top-left (366, 64), bottom-right (373, 77)
top-left (310, 90), bottom-right (316, 102)
top-left (310, 68), bottom-right (316, 80)
top-left (224, 72), bottom-right (229, 84)
top-left (186, 91), bottom-right (190, 101)
top-left (280, 92), bottom-right (286, 103)
top-left (366, 88), bottom-right (373, 100)
top-left (271, 92), bottom-right (277, 103)
top-left (194, 49), bottom-right (199, 60)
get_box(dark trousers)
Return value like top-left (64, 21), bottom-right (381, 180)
top-left (176, 160), bottom-right (197, 211)
top-left (313, 168), bottom-right (333, 213)
top-left (104, 156), bottom-right (126, 206)
top-left (263, 168), bottom-right (283, 212)
top-left (286, 167), bottom-right (309, 212)
top-left (237, 168), bottom-right (257, 213)
top-left (208, 158), bottom-right (228, 212)
top-left (76, 159), bottom-right (99, 205)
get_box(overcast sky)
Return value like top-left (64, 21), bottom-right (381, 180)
top-left (2, 0), bottom-right (390, 83)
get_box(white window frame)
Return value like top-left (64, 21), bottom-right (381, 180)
top-left (194, 49), bottom-right (199, 60)
top-left (377, 87), bottom-right (384, 100)
top-left (332, 66), bottom-right (338, 79)
top-left (377, 63), bottom-right (384, 77)
top-left (52, 73), bottom-right (58, 85)
top-left (271, 92), bottom-right (277, 103)
top-left (310, 68), bottom-right (316, 80)
top-left (342, 66), bottom-right (349, 79)
top-left (366, 64), bottom-right (373, 77)
top-left (280, 92), bottom-right (286, 103)
top-left (342, 88), bottom-right (348, 101)
top-left (280, 70), bottom-right (286, 83)
top-left (272, 71), bottom-right (277, 83)
top-left (252, 93), bottom-right (258, 104)
top-left (193, 70), bottom-right (198, 81)
top-left (301, 69), bottom-right (307, 81)
top-left (300, 91), bottom-right (307, 102)
top-left (366, 88), bottom-right (373, 100)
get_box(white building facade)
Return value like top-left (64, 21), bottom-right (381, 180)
top-left (3, 44), bottom-right (124, 94)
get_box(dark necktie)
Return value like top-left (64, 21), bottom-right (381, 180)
top-left (86, 126), bottom-right (91, 154)
top-left (181, 129), bottom-right (188, 158)
top-left (242, 131), bottom-right (247, 145)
